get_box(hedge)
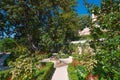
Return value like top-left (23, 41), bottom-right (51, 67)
top-left (68, 63), bottom-right (79, 80)
top-left (0, 62), bottom-right (54, 80)
top-left (34, 62), bottom-right (54, 80)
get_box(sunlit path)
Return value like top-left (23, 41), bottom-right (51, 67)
top-left (51, 57), bottom-right (72, 80)
top-left (51, 65), bottom-right (69, 80)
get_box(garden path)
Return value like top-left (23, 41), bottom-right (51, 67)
top-left (51, 56), bottom-right (73, 80)
top-left (41, 56), bottom-right (73, 80)
top-left (51, 65), bottom-right (69, 80)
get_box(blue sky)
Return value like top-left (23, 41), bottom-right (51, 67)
top-left (75, 0), bottom-right (101, 15)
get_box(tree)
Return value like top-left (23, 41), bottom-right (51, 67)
top-left (0, 38), bottom-right (17, 52)
top-left (0, 0), bottom-right (78, 52)
top-left (78, 14), bottom-right (91, 30)
top-left (85, 0), bottom-right (120, 79)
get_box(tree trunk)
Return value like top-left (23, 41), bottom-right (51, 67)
top-left (27, 34), bottom-right (37, 52)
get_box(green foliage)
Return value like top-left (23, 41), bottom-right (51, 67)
top-left (11, 46), bottom-right (30, 57)
top-left (78, 15), bottom-right (91, 30)
top-left (70, 43), bottom-right (97, 80)
top-left (59, 43), bottom-right (75, 54)
top-left (76, 65), bottom-right (89, 80)
top-left (76, 52), bottom-right (97, 72)
top-left (5, 46), bottom-right (30, 66)
top-left (70, 44), bottom-right (78, 53)
top-left (4, 46), bottom-right (32, 79)
top-left (0, 62), bottom-right (54, 80)
top-left (0, 69), bottom-right (11, 80)
top-left (0, 0), bottom-right (78, 52)
top-left (56, 53), bottom-right (69, 59)
top-left (9, 54), bottom-right (32, 80)
top-left (5, 48), bottom-right (53, 80)
top-left (33, 62), bottom-right (54, 80)
top-left (68, 61), bottom-right (97, 80)
top-left (85, 0), bottom-right (120, 79)
top-left (80, 35), bottom-right (93, 40)
top-left (39, 32), bottom-right (54, 52)
top-left (33, 53), bottom-right (46, 63)
top-left (72, 44), bottom-right (97, 75)
top-left (0, 38), bottom-right (17, 52)
top-left (93, 49), bottom-right (120, 79)
top-left (68, 63), bottom-right (79, 80)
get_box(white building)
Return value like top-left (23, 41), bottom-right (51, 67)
top-left (79, 27), bottom-right (90, 36)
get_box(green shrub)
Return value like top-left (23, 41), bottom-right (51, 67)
top-left (34, 62), bottom-right (54, 80)
top-left (47, 53), bottom-right (53, 58)
top-left (11, 46), bottom-right (30, 56)
top-left (72, 43), bottom-right (97, 72)
top-left (0, 38), bottom-right (17, 52)
top-left (93, 49), bottom-right (120, 79)
top-left (0, 69), bottom-right (11, 80)
top-left (75, 65), bottom-right (89, 80)
top-left (34, 51), bottom-right (52, 59)
top-left (2, 61), bottom-right (54, 80)
top-left (68, 63), bottom-right (79, 80)
top-left (87, 0), bottom-right (120, 79)
top-left (9, 55), bottom-right (32, 80)
top-left (72, 53), bottom-right (79, 58)
top-left (5, 46), bottom-right (30, 66)
top-left (80, 35), bottom-right (93, 40)
top-left (76, 52), bottom-right (97, 72)
top-left (56, 54), bottom-right (69, 58)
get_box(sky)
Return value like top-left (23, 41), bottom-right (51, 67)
top-left (75, 0), bottom-right (101, 15)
